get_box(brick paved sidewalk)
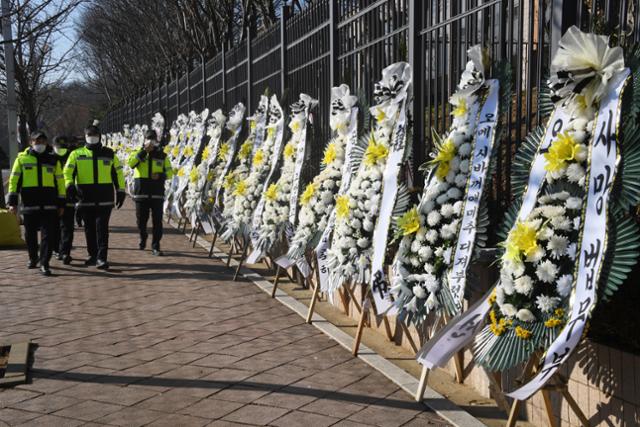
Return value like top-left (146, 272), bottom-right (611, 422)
top-left (0, 202), bottom-right (450, 426)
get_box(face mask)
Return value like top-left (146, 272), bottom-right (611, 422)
top-left (85, 136), bottom-right (100, 145)
top-left (54, 147), bottom-right (68, 156)
top-left (32, 144), bottom-right (47, 153)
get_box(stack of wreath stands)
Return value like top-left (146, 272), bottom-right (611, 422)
top-left (108, 27), bottom-right (640, 426)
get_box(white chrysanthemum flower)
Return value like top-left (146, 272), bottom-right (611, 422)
top-left (536, 260), bottom-right (558, 283)
top-left (427, 211), bottom-right (442, 227)
top-left (566, 163), bottom-right (586, 183)
top-left (575, 144), bottom-right (588, 162)
top-left (418, 246), bottom-right (433, 260)
top-left (440, 204), bottom-right (455, 218)
top-left (547, 235), bottom-right (569, 258)
top-left (426, 293), bottom-right (438, 310)
top-left (556, 274), bottom-right (573, 297)
top-left (458, 143), bottom-right (472, 156)
top-left (425, 230), bottom-right (438, 244)
top-left (424, 263), bottom-right (435, 273)
top-left (447, 187), bottom-right (462, 199)
top-left (535, 294), bottom-right (560, 313)
top-left (501, 276), bottom-right (515, 295)
top-left (525, 246), bottom-right (545, 264)
top-left (500, 303), bottom-right (517, 317)
top-left (514, 275), bottom-right (533, 295)
top-left (459, 159), bottom-right (470, 172)
top-left (566, 242), bottom-right (577, 260)
top-left (424, 274), bottom-right (439, 293)
top-left (453, 201), bottom-right (464, 214)
top-left (566, 197), bottom-right (582, 210)
top-left (516, 308), bottom-right (536, 322)
top-left (413, 285), bottom-right (427, 299)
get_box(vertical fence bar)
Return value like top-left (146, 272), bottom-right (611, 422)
top-left (409, 0), bottom-right (425, 178)
top-left (222, 44), bottom-right (227, 108)
top-left (329, 0), bottom-right (339, 88)
top-left (246, 28), bottom-right (253, 113)
top-left (201, 56), bottom-right (207, 112)
top-left (280, 5), bottom-right (289, 98)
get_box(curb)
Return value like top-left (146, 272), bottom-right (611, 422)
top-left (172, 221), bottom-right (487, 427)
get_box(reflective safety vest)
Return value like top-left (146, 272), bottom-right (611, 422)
top-left (127, 148), bottom-right (173, 201)
top-left (8, 147), bottom-right (66, 213)
top-left (64, 144), bottom-right (125, 207)
top-left (55, 149), bottom-right (75, 208)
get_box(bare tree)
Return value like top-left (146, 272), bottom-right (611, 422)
top-left (1, 0), bottom-right (83, 148)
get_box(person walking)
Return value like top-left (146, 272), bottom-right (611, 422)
top-left (64, 125), bottom-right (125, 269)
top-left (7, 131), bottom-right (66, 276)
top-left (128, 129), bottom-right (173, 256)
top-left (51, 135), bottom-right (76, 265)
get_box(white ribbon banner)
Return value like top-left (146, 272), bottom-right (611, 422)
top-left (417, 95), bottom-right (571, 370)
top-left (508, 68), bottom-right (629, 400)
top-left (446, 80), bottom-right (500, 312)
top-left (316, 107), bottom-right (360, 288)
top-left (369, 97), bottom-right (409, 315)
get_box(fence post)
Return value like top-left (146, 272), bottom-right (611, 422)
top-left (408, 0), bottom-right (425, 179)
top-left (246, 27), bottom-right (253, 113)
top-left (202, 55), bottom-right (207, 111)
top-left (186, 64), bottom-right (192, 112)
top-left (165, 73), bottom-right (169, 119)
top-left (176, 71), bottom-right (180, 117)
top-left (221, 44), bottom-right (227, 108)
top-left (280, 5), bottom-right (289, 98)
top-left (329, 0), bottom-right (339, 88)
top-left (551, 0), bottom-right (579, 57)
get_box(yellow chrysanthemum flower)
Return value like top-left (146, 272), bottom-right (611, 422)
top-left (283, 142), bottom-right (296, 158)
top-left (183, 146), bottom-right (194, 157)
top-left (189, 168), bottom-right (199, 183)
top-left (503, 221), bottom-right (538, 262)
top-left (290, 120), bottom-right (301, 133)
top-left (202, 146), bottom-right (211, 160)
top-left (177, 167), bottom-right (185, 177)
top-left (452, 99), bottom-right (468, 118)
top-left (234, 180), bottom-right (247, 196)
top-left (223, 173), bottom-right (236, 190)
top-left (335, 195), bottom-right (350, 219)
top-left (397, 207), bottom-right (420, 236)
top-left (250, 120), bottom-right (256, 131)
top-left (544, 317), bottom-right (563, 328)
top-left (544, 131), bottom-right (584, 172)
top-left (489, 310), bottom-right (507, 336)
top-left (217, 143), bottom-right (230, 161)
top-left (364, 135), bottom-right (389, 167)
top-left (164, 145), bottom-right (171, 154)
top-left (253, 149), bottom-right (264, 166)
top-left (171, 146), bottom-right (180, 157)
top-left (300, 183), bottom-right (316, 206)
top-left (514, 326), bottom-right (532, 340)
top-left (431, 139), bottom-right (457, 180)
top-left (322, 142), bottom-right (337, 166)
top-left (238, 141), bottom-right (252, 160)
top-left (265, 183), bottom-right (278, 201)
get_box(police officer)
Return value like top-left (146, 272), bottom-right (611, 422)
top-left (128, 129), bottom-right (173, 256)
top-left (7, 131), bottom-right (66, 276)
top-left (64, 125), bottom-right (125, 269)
top-left (51, 135), bottom-right (75, 264)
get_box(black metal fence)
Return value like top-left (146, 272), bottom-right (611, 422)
top-left (102, 0), bottom-right (640, 209)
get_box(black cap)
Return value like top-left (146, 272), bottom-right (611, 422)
top-left (52, 135), bottom-right (68, 146)
top-left (30, 130), bottom-right (47, 141)
top-left (145, 129), bottom-right (157, 140)
top-left (85, 125), bottom-right (100, 136)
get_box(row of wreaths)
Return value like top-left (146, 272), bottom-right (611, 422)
top-left (106, 27), bottom-right (640, 400)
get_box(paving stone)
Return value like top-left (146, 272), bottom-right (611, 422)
top-left (137, 389), bottom-right (204, 412)
top-left (0, 408), bottom-right (41, 425)
top-left (97, 406), bottom-right (165, 426)
top-left (180, 398), bottom-right (244, 419)
top-left (14, 414), bottom-right (83, 426)
top-left (270, 410), bottom-right (340, 427)
top-left (52, 400), bottom-right (123, 421)
top-left (145, 413), bottom-right (209, 427)
top-left (222, 404), bottom-right (289, 425)
top-left (11, 394), bottom-right (79, 414)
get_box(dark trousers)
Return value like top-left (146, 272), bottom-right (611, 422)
top-left (135, 199), bottom-right (164, 250)
top-left (53, 206), bottom-right (75, 255)
top-left (82, 206), bottom-right (112, 261)
top-left (23, 210), bottom-right (58, 267)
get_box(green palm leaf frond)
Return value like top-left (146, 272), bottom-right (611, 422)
top-left (599, 208), bottom-right (640, 302)
top-left (392, 183), bottom-right (412, 218)
top-left (349, 134), bottom-right (370, 176)
top-left (511, 126), bottom-right (544, 199)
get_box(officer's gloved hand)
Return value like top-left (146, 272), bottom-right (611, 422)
top-left (116, 191), bottom-right (126, 209)
top-left (66, 185), bottom-right (77, 202)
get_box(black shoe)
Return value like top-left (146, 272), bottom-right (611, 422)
top-left (27, 260), bottom-right (38, 269)
top-left (139, 240), bottom-right (147, 250)
top-left (40, 265), bottom-right (51, 276)
top-left (53, 251), bottom-right (62, 260)
top-left (84, 257), bottom-right (97, 266)
top-left (96, 260), bottom-right (109, 270)
top-left (62, 255), bottom-right (72, 265)
top-left (152, 249), bottom-right (163, 256)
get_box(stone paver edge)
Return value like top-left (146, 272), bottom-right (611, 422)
top-left (173, 220), bottom-right (487, 427)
